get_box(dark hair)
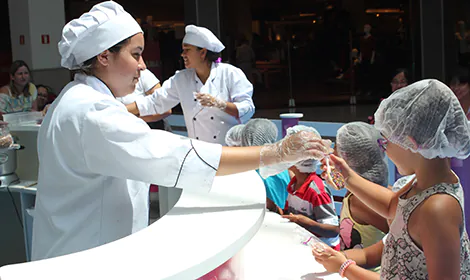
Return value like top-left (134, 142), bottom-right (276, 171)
top-left (391, 68), bottom-right (412, 84)
top-left (36, 84), bottom-right (55, 95)
top-left (197, 47), bottom-right (221, 63)
top-left (79, 37), bottom-right (131, 76)
top-left (9, 60), bottom-right (33, 98)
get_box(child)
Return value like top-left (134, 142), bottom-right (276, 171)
top-left (225, 124), bottom-right (245, 147)
top-left (240, 119), bottom-right (290, 210)
top-left (335, 122), bottom-right (389, 271)
top-left (281, 125), bottom-right (340, 250)
top-left (313, 79), bottom-right (470, 279)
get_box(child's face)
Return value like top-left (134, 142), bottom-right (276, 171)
top-left (383, 137), bottom-right (417, 176)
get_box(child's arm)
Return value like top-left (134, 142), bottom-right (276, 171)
top-left (349, 195), bottom-right (389, 233)
top-left (418, 194), bottom-right (462, 280)
top-left (313, 246), bottom-right (380, 280)
top-left (266, 198), bottom-right (284, 215)
top-left (324, 155), bottom-right (408, 220)
top-left (344, 239), bottom-right (384, 269)
top-left (282, 213), bottom-right (339, 238)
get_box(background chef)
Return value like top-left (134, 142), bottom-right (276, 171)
top-left (127, 25), bottom-right (255, 144)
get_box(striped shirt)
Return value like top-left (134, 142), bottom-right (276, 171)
top-left (284, 173), bottom-right (340, 249)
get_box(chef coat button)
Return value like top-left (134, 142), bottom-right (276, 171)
top-left (210, 116), bottom-right (214, 120)
top-left (194, 98), bottom-right (197, 101)
top-left (193, 117), bottom-right (196, 121)
top-left (213, 136), bottom-right (217, 139)
top-left (196, 137), bottom-right (199, 140)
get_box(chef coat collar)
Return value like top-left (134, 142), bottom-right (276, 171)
top-left (194, 62), bottom-right (218, 84)
top-left (75, 73), bottom-right (115, 98)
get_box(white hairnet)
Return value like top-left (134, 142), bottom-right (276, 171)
top-left (287, 125), bottom-right (321, 172)
top-left (225, 124), bottom-right (245, 147)
top-left (337, 122), bottom-right (388, 187)
top-left (374, 79), bottom-right (470, 159)
top-left (241, 119), bottom-right (278, 147)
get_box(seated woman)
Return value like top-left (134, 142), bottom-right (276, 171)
top-left (240, 119), bottom-right (290, 210)
top-left (0, 60), bottom-right (38, 114)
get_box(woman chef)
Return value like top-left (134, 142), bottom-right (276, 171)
top-left (31, 1), bottom-right (331, 261)
top-left (126, 25), bottom-right (255, 144)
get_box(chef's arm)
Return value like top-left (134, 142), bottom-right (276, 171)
top-left (229, 70), bottom-right (255, 123)
top-left (217, 146), bottom-right (262, 175)
top-left (126, 102), bottom-right (139, 116)
top-left (128, 77), bottom-right (180, 117)
top-left (217, 133), bottom-right (329, 176)
top-left (223, 102), bottom-right (240, 118)
top-left (144, 83), bottom-right (161, 95)
top-left (140, 109), bottom-right (171, 123)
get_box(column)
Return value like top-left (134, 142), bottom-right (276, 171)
top-left (8, 0), bottom-right (70, 94)
top-left (184, 0), bottom-right (222, 37)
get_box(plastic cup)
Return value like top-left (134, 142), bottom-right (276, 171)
top-left (279, 113), bottom-right (303, 137)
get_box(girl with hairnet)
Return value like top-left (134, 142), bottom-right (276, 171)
top-left (332, 122), bottom-right (389, 272)
top-left (313, 79), bottom-right (470, 279)
top-left (280, 125), bottom-right (341, 250)
top-left (240, 119), bottom-right (290, 210)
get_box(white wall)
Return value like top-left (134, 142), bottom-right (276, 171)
top-left (8, 0), bottom-right (65, 70)
top-left (8, 0), bottom-right (33, 66)
top-left (29, 0), bottom-right (65, 70)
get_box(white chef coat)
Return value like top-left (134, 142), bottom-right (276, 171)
top-left (32, 73), bottom-right (222, 260)
top-left (116, 69), bottom-right (160, 105)
top-left (135, 62), bottom-right (255, 144)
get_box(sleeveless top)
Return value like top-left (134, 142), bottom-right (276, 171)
top-left (340, 194), bottom-right (385, 272)
top-left (0, 84), bottom-right (37, 114)
top-left (381, 182), bottom-right (470, 279)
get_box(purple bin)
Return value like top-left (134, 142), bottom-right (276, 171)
top-left (280, 113), bottom-right (304, 137)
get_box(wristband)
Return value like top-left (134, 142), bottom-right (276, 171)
top-left (339, 259), bottom-right (356, 278)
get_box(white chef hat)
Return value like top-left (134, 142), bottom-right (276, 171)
top-left (58, 1), bottom-right (143, 70)
top-left (182, 25), bottom-right (225, 53)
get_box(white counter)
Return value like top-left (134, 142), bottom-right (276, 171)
top-left (243, 212), bottom-right (344, 280)
top-left (0, 171), bottom-right (266, 280)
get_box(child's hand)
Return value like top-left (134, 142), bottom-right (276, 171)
top-left (321, 154), bottom-right (354, 183)
top-left (312, 246), bottom-right (348, 274)
top-left (281, 213), bottom-right (307, 224)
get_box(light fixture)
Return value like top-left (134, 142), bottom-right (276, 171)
top-left (365, 8), bottom-right (403, 14)
top-left (376, 13), bottom-right (380, 17)
top-left (312, 20), bottom-right (317, 24)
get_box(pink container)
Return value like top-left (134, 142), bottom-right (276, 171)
top-left (197, 250), bottom-right (243, 280)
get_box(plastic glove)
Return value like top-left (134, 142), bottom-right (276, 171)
top-left (195, 92), bottom-right (227, 110)
top-left (259, 131), bottom-right (333, 179)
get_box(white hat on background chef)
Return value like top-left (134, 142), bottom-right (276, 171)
top-left (183, 25), bottom-right (225, 53)
top-left (58, 1), bottom-right (143, 70)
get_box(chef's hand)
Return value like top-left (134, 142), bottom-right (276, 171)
top-left (276, 130), bottom-right (332, 163)
top-left (259, 131), bottom-right (332, 178)
top-left (195, 93), bottom-right (227, 110)
top-left (312, 245), bottom-right (348, 274)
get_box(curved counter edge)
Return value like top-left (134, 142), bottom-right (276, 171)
top-left (0, 171), bottom-right (267, 280)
